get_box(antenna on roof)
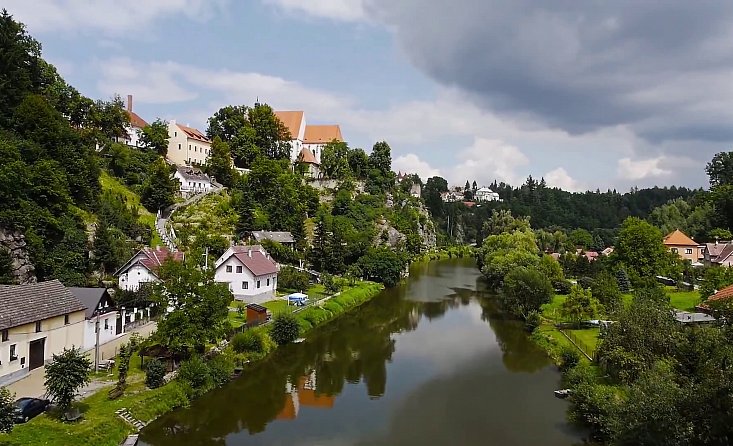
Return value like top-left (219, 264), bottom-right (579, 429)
top-left (255, 96), bottom-right (260, 107)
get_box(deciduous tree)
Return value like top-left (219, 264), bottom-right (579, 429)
top-left (138, 119), bottom-right (169, 156)
top-left (44, 347), bottom-right (91, 417)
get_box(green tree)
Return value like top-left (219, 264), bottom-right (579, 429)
top-left (347, 148), bottom-right (369, 179)
top-left (247, 102), bottom-right (291, 160)
top-left (616, 268), bottom-right (632, 293)
top-left (365, 141), bottom-right (394, 194)
top-left (140, 158), bottom-right (177, 212)
top-left (145, 359), bottom-right (166, 389)
top-left (591, 271), bottom-right (623, 314)
top-left (138, 119), bottom-right (169, 156)
top-left (320, 140), bottom-right (351, 179)
top-left (0, 387), bottom-right (14, 432)
top-left (612, 217), bottom-right (672, 284)
top-left (205, 136), bottom-right (235, 187)
top-left (153, 259), bottom-right (232, 352)
top-left (569, 228), bottom-right (594, 249)
top-left (479, 229), bottom-right (539, 286)
top-left (270, 313), bottom-right (300, 345)
top-left (92, 222), bottom-right (130, 276)
top-left (423, 176), bottom-right (448, 218)
top-left (706, 151), bottom-right (733, 187)
top-left (482, 209), bottom-right (531, 237)
top-left (562, 285), bottom-right (601, 326)
top-left (501, 266), bottom-right (553, 318)
top-left (357, 247), bottom-right (407, 287)
top-left (44, 347), bottom-right (91, 417)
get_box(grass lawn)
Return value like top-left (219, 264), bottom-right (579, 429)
top-left (569, 328), bottom-right (601, 350)
top-left (99, 171), bottom-right (163, 247)
top-left (668, 290), bottom-right (700, 311)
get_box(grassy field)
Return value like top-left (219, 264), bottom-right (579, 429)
top-left (99, 171), bottom-right (162, 247)
top-left (669, 290), bottom-right (700, 311)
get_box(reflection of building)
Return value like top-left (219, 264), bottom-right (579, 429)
top-left (276, 371), bottom-right (335, 420)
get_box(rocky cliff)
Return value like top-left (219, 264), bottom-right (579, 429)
top-left (0, 229), bottom-right (36, 284)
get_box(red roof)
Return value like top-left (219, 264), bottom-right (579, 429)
top-left (707, 284), bottom-right (733, 304)
top-left (298, 148), bottom-right (318, 164)
top-left (230, 246), bottom-right (278, 276)
top-left (177, 123), bottom-right (210, 143)
top-left (127, 110), bottom-right (148, 129)
top-left (138, 247), bottom-right (184, 271)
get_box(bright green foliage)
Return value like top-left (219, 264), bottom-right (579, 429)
top-left (270, 313), bottom-right (300, 345)
top-left (591, 271), bottom-right (623, 314)
top-left (44, 347), bottom-right (91, 416)
top-left (320, 140), bottom-right (351, 179)
top-left (138, 119), bottom-right (169, 156)
top-left (145, 359), bottom-right (166, 389)
top-left (205, 136), bottom-right (235, 187)
top-left (278, 266), bottom-right (310, 291)
top-left (357, 247), bottom-right (407, 287)
top-left (231, 331), bottom-right (264, 353)
top-left (537, 254), bottom-right (564, 283)
top-left (207, 354), bottom-right (235, 387)
top-left (177, 355), bottom-right (213, 398)
top-left (500, 266), bottom-right (553, 318)
top-left (561, 285), bottom-right (601, 325)
top-left (153, 259), bottom-right (232, 352)
top-left (321, 272), bottom-right (342, 294)
top-left (478, 228), bottom-right (539, 286)
top-left (612, 217), bottom-right (675, 284)
top-left (699, 266), bottom-right (733, 301)
top-left (0, 387), bottom-right (15, 433)
top-left (482, 209), bottom-right (532, 237)
top-left (140, 157), bottom-right (177, 212)
top-left (569, 228), bottom-right (593, 249)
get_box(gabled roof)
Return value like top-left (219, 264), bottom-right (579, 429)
top-left (706, 283), bottom-right (733, 304)
top-left (297, 148), bottom-right (318, 164)
top-left (177, 123), bottom-right (210, 143)
top-left (251, 231), bottom-right (295, 244)
top-left (706, 242), bottom-right (728, 258)
top-left (0, 280), bottom-right (87, 330)
top-left (663, 229), bottom-right (698, 247)
top-left (219, 245), bottom-right (278, 277)
top-left (127, 110), bottom-right (148, 129)
top-left (67, 287), bottom-right (112, 319)
top-left (274, 111), bottom-right (304, 140)
top-left (175, 165), bottom-right (211, 182)
top-left (115, 247), bottom-right (184, 276)
top-left (714, 244), bottom-right (733, 264)
top-left (303, 125), bottom-right (342, 144)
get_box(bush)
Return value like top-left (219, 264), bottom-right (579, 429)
top-left (559, 346), bottom-right (581, 372)
top-left (231, 331), bottom-right (264, 354)
top-left (278, 266), bottom-right (310, 291)
top-left (207, 354), bottom-right (234, 386)
top-left (270, 313), bottom-right (300, 345)
top-left (524, 310), bottom-right (542, 332)
top-left (554, 280), bottom-right (573, 295)
top-left (145, 359), bottom-right (166, 389)
top-left (321, 273), bottom-right (342, 294)
top-left (578, 276), bottom-right (595, 290)
top-left (177, 356), bottom-right (213, 395)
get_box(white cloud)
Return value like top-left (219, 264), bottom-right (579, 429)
top-left (544, 167), bottom-right (584, 192)
top-left (263, 0), bottom-right (367, 22)
top-left (447, 138), bottom-right (529, 187)
top-left (617, 156), bottom-right (672, 181)
top-left (393, 153), bottom-right (442, 179)
top-left (4, 0), bottom-right (225, 34)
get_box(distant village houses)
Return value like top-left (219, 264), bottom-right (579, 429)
top-left (174, 165), bottom-right (212, 197)
top-left (115, 246), bottom-right (184, 292)
top-left (663, 229), bottom-right (704, 265)
top-left (116, 94), bottom-right (147, 148)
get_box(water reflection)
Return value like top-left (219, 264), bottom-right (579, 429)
top-left (140, 259), bottom-right (578, 446)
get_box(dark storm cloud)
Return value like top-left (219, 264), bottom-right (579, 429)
top-left (365, 1), bottom-right (733, 143)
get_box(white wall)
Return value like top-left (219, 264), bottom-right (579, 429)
top-left (118, 264), bottom-right (159, 291)
top-left (214, 256), bottom-right (278, 302)
top-left (166, 121), bottom-right (211, 166)
top-left (82, 311), bottom-right (122, 350)
top-left (303, 143), bottom-right (325, 164)
top-left (173, 171), bottom-right (212, 196)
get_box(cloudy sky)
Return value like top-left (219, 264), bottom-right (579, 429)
top-left (6, 0), bottom-right (730, 191)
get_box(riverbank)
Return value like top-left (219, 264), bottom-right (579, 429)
top-left (0, 281), bottom-right (384, 446)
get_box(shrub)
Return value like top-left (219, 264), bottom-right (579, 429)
top-left (177, 356), bottom-right (213, 395)
top-left (524, 310), bottom-right (542, 332)
top-left (321, 273), bottom-right (342, 294)
top-left (554, 280), bottom-right (573, 295)
top-left (299, 307), bottom-right (331, 326)
top-left (270, 313), bottom-right (300, 345)
top-left (145, 359), bottom-right (166, 389)
top-left (559, 346), bottom-right (581, 372)
top-left (578, 276), bottom-right (595, 290)
top-left (207, 354), bottom-right (234, 386)
top-left (231, 331), bottom-right (264, 354)
top-left (278, 266), bottom-right (310, 291)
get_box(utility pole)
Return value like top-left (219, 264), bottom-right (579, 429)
top-left (94, 310), bottom-right (100, 373)
top-left (203, 246), bottom-right (209, 270)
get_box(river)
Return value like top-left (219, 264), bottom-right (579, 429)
top-left (139, 259), bottom-right (581, 446)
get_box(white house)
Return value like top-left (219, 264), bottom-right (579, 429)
top-left (115, 246), bottom-right (184, 292)
top-left (174, 165), bottom-right (212, 197)
top-left (475, 187), bottom-right (500, 202)
top-left (274, 110), bottom-right (306, 162)
top-left (166, 120), bottom-right (211, 166)
top-left (214, 245), bottom-right (279, 304)
top-left (114, 94), bottom-right (148, 148)
top-left (0, 281), bottom-right (86, 385)
top-left (67, 287), bottom-right (124, 350)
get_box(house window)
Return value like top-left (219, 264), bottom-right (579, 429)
top-left (178, 143), bottom-right (181, 150)
top-left (686, 248), bottom-right (693, 255)
top-left (242, 281), bottom-right (248, 290)
top-left (174, 131), bottom-right (177, 137)
top-left (35, 321), bottom-right (41, 333)
top-left (1, 330), bottom-right (7, 342)
top-left (671, 248), bottom-right (678, 254)
top-left (236, 266), bottom-right (242, 273)
top-left (189, 144), bottom-right (191, 150)
top-left (9, 344), bottom-right (17, 361)
top-left (257, 280), bottom-right (261, 289)
top-left (226, 265), bottom-right (233, 273)
top-left (104, 319), bottom-right (109, 330)
top-left (267, 278), bottom-right (270, 286)
top-left (64, 314), bottom-right (69, 325)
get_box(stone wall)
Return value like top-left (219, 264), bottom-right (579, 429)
top-left (0, 228), bottom-right (36, 284)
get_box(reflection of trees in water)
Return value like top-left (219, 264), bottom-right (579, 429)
top-left (477, 279), bottom-right (550, 373)
top-left (141, 268), bottom-right (485, 446)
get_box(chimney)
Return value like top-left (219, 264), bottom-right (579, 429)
top-left (248, 249), bottom-right (252, 258)
top-left (127, 94), bottom-right (133, 112)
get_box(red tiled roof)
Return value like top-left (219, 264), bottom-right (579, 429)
top-left (274, 111), bottom-right (304, 140)
top-left (298, 148), bottom-right (318, 164)
top-left (703, 284), bottom-right (733, 308)
top-left (177, 123), bottom-right (210, 143)
top-left (303, 125), bottom-right (342, 144)
top-left (663, 229), bottom-right (698, 246)
top-left (127, 110), bottom-right (148, 129)
top-left (138, 247), bottom-right (184, 271)
top-left (230, 246), bottom-right (278, 276)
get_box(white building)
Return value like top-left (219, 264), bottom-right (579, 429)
top-left (174, 165), bottom-right (212, 197)
top-left (0, 281), bottom-right (86, 385)
top-left (475, 187), bottom-right (501, 202)
top-left (115, 246), bottom-right (184, 292)
top-left (303, 124), bottom-right (343, 165)
top-left (214, 245), bottom-right (279, 304)
top-left (166, 120), bottom-right (211, 166)
top-left (115, 94), bottom-right (148, 148)
top-left (273, 110), bottom-right (344, 168)
top-left (274, 111), bottom-right (306, 162)
top-left (67, 287), bottom-right (124, 350)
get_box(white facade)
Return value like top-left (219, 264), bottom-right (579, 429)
top-left (82, 311), bottom-right (121, 350)
top-left (118, 263), bottom-right (158, 292)
top-left (475, 187), bottom-right (500, 202)
top-left (302, 142), bottom-right (324, 165)
top-left (214, 246), bottom-right (279, 303)
top-left (166, 120), bottom-right (211, 166)
top-left (173, 168), bottom-right (212, 197)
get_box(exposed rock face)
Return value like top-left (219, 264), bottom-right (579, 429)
top-left (0, 229), bottom-right (36, 284)
top-left (416, 203), bottom-right (437, 249)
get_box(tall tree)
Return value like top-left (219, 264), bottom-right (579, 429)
top-left (140, 158), bottom-right (177, 212)
top-left (320, 140), bottom-right (351, 179)
top-left (424, 176), bottom-right (448, 218)
top-left (612, 217), bottom-right (674, 284)
top-left (706, 152), bottom-right (733, 188)
top-left (247, 102), bottom-right (291, 160)
top-left (139, 119), bottom-right (169, 156)
top-left (205, 136), bottom-right (234, 187)
top-left (347, 148), bottom-right (369, 179)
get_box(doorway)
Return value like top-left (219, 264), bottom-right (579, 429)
top-left (28, 338), bottom-right (45, 370)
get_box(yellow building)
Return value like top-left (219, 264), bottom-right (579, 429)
top-left (663, 229), bottom-right (703, 263)
top-left (0, 280), bottom-right (86, 386)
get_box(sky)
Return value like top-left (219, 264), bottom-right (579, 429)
top-left (5, 0), bottom-right (731, 192)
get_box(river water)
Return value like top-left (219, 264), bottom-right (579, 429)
top-left (140, 259), bottom-right (580, 446)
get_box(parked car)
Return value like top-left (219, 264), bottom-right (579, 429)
top-left (13, 397), bottom-right (49, 423)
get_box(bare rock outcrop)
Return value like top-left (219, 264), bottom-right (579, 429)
top-left (0, 228), bottom-right (36, 284)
